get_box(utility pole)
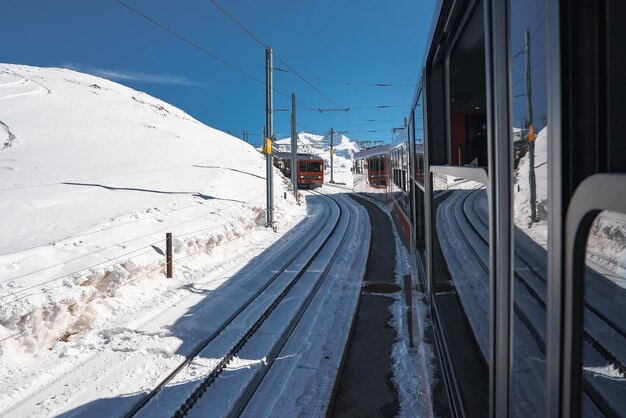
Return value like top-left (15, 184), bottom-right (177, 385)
top-left (265, 47), bottom-right (274, 227)
top-left (291, 93), bottom-right (298, 197)
top-left (525, 29), bottom-right (537, 223)
top-left (330, 128), bottom-right (335, 183)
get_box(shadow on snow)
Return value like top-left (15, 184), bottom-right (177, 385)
top-left (55, 193), bottom-right (329, 418)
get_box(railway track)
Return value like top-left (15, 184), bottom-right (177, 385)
top-left (120, 191), bottom-right (364, 417)
top-left (457, 189), bottom-right (625, 415)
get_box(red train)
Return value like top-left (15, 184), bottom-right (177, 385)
top-left (273, 153), bottom-right (325, 188)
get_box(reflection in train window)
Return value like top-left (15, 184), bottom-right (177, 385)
top-left (581, 211), bottom-right (626, 417)
top-left (509, 0), bottom-right (549, 415)
top-left (448, 3), bottom-right (487, 167)
top-left (431, 172), bottom-right (489, 417)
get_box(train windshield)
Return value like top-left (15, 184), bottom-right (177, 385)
top-left (299, 161), bottom-right (323, 172)
top-left (368, 157), bottom-right (385, 171)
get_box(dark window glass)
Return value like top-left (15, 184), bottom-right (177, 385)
top-left (448, 3), bottom-right (487, 167)
top-left (431, 171), bottom-right (490, 416)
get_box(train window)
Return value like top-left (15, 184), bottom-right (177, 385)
top-left (509, 0), bottom-right (549, 415)
top-left (448, 2), bottom-right (487, 167)
top-left (400, 146), bottom-right (407, 192)
top-left (431, 170), bottom-right (490, 416)
top-left (414, 94), bottom-right (424, 145)
top-left (579, 211), bottom-right (626, 416)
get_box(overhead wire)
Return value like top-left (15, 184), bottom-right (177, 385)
top-left (113, 0), bottom-right (262, 85)
top-left (112, 0), bottom-right (316, 111)
top-left (113, 0), bottom-right (407, 137)
top-left (206, 0), bottom-right (344, 109)
top-left (314, 77), bottom-right (415, 87)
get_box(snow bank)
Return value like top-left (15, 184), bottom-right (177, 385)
top-left (514, 127), bottom-right (549, 227)
top-left (0, 63), bottom-right (301, 352)
top-left (586, 212), bottom-right (626, 287)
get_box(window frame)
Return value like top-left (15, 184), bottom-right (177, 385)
top-left (560, 174), bottom-right (626, 416)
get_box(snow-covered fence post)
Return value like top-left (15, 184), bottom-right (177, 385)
top-left (404, 274), bottom-right (414, 347)
top-left (166, 233), bottom-right (173, 278)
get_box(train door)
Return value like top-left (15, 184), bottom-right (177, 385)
top-left (425, 1), bottom-right (491, 417)
top-left (546, 1), bottom-right (626, 417)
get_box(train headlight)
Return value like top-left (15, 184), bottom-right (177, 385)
top-left (300, 175), bottom-right (304, 178)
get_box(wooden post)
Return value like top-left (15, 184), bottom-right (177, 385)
top-left (404, 274), bottom-right (414, 347)
top-left (166, 232), bottom-right (173, 278)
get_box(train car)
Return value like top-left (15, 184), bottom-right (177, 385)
top-left (353, 143), bottom-right (393, 192)
top-left (297, 156), bottom-right (324, 188)
top-left (366, 155), bottom-right (387, 187)
top-left (381, 1), bottom-right (626, 417)
top-left (273, 153), bottom-right (324, 189)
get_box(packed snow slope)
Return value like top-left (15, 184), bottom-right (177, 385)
top-left (276, 131), bottom-right (359, 185)
top-left (0, 63), bottom-right (299, 350)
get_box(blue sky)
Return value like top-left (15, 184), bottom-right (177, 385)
top-left (1, 0), bottom-right (436, 146)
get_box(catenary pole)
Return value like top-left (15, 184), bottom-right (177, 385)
top-left (291, 93), bottom-right (298, 197)
top-left (265, 47), bottom-right (274, 227)
top-left (330, 128), bottom-right (335, 183)
top-left (525, 29), bottom-right (537, 223)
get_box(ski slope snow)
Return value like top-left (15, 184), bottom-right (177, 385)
top-left (0, 63), bottom-right (303, 354)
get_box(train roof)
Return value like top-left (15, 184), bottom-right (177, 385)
top-left (272, 152), bottom-right (323, 161)
top-left (354, 140), bottom-right (423, 160)
top-left (353, 144), bottom-right (395, 160)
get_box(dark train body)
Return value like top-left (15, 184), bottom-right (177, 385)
top-left (355, 0), bottom-right (626, 417)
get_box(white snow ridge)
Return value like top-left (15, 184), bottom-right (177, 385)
top-left (0, 63), bottom-right (302, 356)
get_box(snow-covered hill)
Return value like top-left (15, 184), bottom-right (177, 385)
top-left (276, 131), bottom-right (359, 185)
top-left (0, 64), bottom-right (301, 352)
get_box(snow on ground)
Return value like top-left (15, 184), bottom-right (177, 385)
top-left (390, 212), bottom-right (434, 418)
top-left (0, 63), bottom-right (302, 355)
top-left (350, 193), bottom-right (434, 418)
top-left (276, 131), bottom-right (359, 187)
